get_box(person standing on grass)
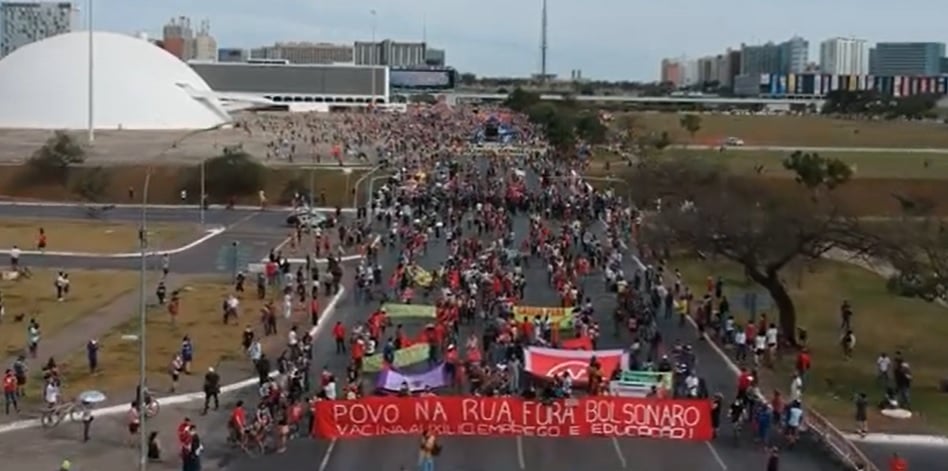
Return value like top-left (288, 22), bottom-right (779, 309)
top-left (36, 228), bottom-right (46, 252)
top-left (86, 339), bottom-right (99, 373)
top-left (181, 336), bottom-right (194, 374)
top-left (27, 318), bottom-right (40, 358)
top-left (3, 368), bottom-right (19, 414)
top-left (854, 392), bottom-right (869, 437)
top-left (54, 272), bottom-right (67, 302)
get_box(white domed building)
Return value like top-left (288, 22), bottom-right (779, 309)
top-left (0, 31), bottom-right (231, 130)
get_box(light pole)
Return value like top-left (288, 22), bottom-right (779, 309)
top-left (370, 9), bottom-right (377, 105)
top-left (87, 0), bottom-right (94, 143)
top-left (351, 164), bottom-right (383, 210)
top-left (343, 167), bottom-right (354, 207)
top-left (200, 158), bottom-right (206, 225)
top-left (137, 122), bottom-right (229, 470)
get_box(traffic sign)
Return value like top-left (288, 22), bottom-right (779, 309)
top-left (215, 241), bottom-right (254, 278)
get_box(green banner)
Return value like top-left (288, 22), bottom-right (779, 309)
top-left (382, 303), bottom-right (437, 319)
top-left (363, 343), bottom-right (430, 372)
top-left (618, 371), bottom-right (673, 390)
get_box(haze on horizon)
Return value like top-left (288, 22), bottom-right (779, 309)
top-left (86, 0), bottom-right (947, 81)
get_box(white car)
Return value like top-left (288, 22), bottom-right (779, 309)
top-left (286, 209), bottom-right (332, 229)
top-left (724, 137), bottom-right (745, 146)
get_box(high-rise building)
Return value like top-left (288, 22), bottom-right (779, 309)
top-left (779, 36), bottom-right (809, 74)
top-left (660, 58), bottom-right (683, 87)
top-left (162, 16), bottom-right (216, 61)
top-left (869, 42), bottom-right (945, 76)
top-left (354, 39), bottom-right (427, 67)
top-left (740, 42), bottom-right (782, 76)
top-left (248, 42), bottom-right (353, 64)
top-left (819, 37), bottom-right (868, 75)
top-left (1, 1), bottom-right (73, 57)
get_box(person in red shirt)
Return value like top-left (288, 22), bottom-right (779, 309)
top-left (3, 369), bottom-right (18, 414)
top-left (888, 452), bottom-right (908, 471)
top-left (737, 367), bottom-right (753, 403)
top-left (333, 322), bottom-right (346, 354)
top-left (309, 298), bottom-right (320, 326)
top-left (177, 417), bottom-right (192, 448)
top-left (229, 400), bottom-right (246, 441)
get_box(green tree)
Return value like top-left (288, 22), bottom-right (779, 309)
top-left (28, 130), bottom-right (86, 182)
top-left (679, 114), bottom-right (702, 141)
top-left (504, 87), bottom-right (541, 112)
top-left (70, 166), bottom-right (111, 202)
top-left (782, 151), bottom-right (853, 191)
top-left (185, 146), bottom-right (266, 201)
top-left (575, 112), bottom-right (607, 145)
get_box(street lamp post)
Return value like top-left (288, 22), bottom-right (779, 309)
top-left (351, 164), bottom-right (383, 210)
top-left (87, 0), bottom-right (94, 143)
top-left (200, 159), bottom-right (206, 225)
top-left (370, 9), bottom-right (377, 105)
top-left (136, 122), bottom-right (229, 470)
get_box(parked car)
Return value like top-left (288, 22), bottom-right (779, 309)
top-left (724, 136), bottom-right (745, 146)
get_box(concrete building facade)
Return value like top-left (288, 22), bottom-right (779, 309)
top-left (0, 1), bottom-right (72, 57)
top-left (819, 37), bottom-right (868, 75)
top-left (249, 41), bottom-right (353, 64)
top-left (870, 42), bottom-right (946, 76)
top-left (355, 39), bottom-right (426, 67)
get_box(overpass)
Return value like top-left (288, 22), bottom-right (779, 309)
top-left (429, 92), bottom-right (825, 107)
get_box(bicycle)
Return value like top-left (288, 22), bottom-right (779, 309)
top-left (40, 399), bottom-right (89, 428)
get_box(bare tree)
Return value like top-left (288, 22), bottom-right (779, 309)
top-left (628, 154), bottom-right (876, 345)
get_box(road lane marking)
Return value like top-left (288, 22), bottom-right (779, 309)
top-left (610, 437), bottom-right (628, 468)
top-left (516, 436), bottom-right (526, 469)
top-left (705, 442), bottom-right (728, 470)
top-left (318, 439), bottom-right (337, 471)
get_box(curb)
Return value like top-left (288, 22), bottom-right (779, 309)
top-left (0, 285), bottom-right (347, 435)
top-left (842, 433), bottom-right (948, 447)
top-left (0, 201), bottom-right (356, 213)
top-left (0, 227), bottom-right (226, 258)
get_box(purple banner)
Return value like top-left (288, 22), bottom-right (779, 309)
top-left (376, 363), bottom-right (451, 392)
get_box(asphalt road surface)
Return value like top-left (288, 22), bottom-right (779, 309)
top-left (675, 144), bottom-right (948, 154)
top-left (207, 210), bottom-right (846, 471)
top-left (0, 206), bottom-right (292, 272)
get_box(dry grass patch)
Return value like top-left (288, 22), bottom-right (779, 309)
top-left (0, 270), bottom-right (137, 357)
top-left (630, 113), bottom-right (948, 148)
top-left (0, 218), bottom-right (200, 253)
top-left (672, 257), bottom-right (948, 434)
top-left (54, 277), bottom-right (289, 398)
top-left (663, 148), bottom-right (948, 179)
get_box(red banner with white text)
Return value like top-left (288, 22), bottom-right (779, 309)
top-left (524, 346), bottom-right (625, 384)
top-left (313, 396), bottom-right (713, 441)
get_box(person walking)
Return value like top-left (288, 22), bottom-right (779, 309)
top-left (418, 428), bottom-right (439, 471)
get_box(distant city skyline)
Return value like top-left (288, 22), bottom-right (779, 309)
top-left (22, 0), bottom-right (948, 80)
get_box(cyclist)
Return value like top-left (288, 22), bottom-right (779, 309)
top-left (729, 396), bottom-right (745, 437)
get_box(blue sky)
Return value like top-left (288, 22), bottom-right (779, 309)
top-left (85, 0), bottom-right (947, 81)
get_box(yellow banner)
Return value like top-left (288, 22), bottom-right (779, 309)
top-left (513, 306), bottom-right (574, 329)
top-left (363, 343), bottom-right (430, 372)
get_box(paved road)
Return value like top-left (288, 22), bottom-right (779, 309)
top-left (674, 144), bottom-right (948, 154)
top-left (0, 207), bottom-right (292, 273)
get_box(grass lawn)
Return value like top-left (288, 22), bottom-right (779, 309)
top-left (0, 218), bottom-right (200, 253)
top-left (0, 270), bottom-right (137, 357)
top-left (663, 148), bottom-right (948, 179)
top-left (672, 257), bottom-right (948, 435)
top-left (628, 113), bottom-right (948, 148)
top-left (51, 277), bottom-right (272, 399)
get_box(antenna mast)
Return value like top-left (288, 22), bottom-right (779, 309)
top-left (540, 0), bottom-right (548, 82)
